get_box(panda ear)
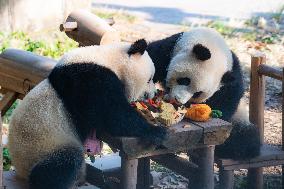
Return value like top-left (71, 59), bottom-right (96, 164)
top-left (127, 39), bottom-right (148, 56)
top-left (221, 71), bottom-right (235, 83)
top-left (192, 44), bottom-right (211, 61)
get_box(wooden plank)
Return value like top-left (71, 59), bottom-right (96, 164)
top-left (137, 157), bottom-right (151, 189)
top-left (282, 67), bottom-right (284, 189)
top-left (99, 121), bottom-right (203, 159)
top-left (100, 119), bottom-right (231, 159)
top-left (191, 118), bottom-right (232, 145)
top-left (258, 64), bottom-right (282, 81)
top-left (151, 154), bottom-right (197, 178)
top-left (121, 156), bottom-right (138, 189)
top-left (218, 144), bottom-right (284, 170)
top-left (0, 90), bottom-right (18, 116)
top-left (188, 146), bottom-right (215, 189)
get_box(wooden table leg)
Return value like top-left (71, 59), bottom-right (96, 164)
top-left (121, 155), bottom-right (138, 189)
top-left (219, 169), bottom-right (234, 189)
top-left (137, 157), bottom-right (151, 189)
top-left (247, 168), bottom-right (263, 189)
top-left (188, 146), bottom-right (215, 189)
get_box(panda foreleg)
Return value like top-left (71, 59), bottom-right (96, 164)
top-left (29, 145), bottom-right (84, 189)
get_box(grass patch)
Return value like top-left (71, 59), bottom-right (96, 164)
top-left (93, 9), bottom-right (137, 23)
top-left (206, 21), bottom-right (235, 36)
top-left (0, 31), bottom-right (78, 59)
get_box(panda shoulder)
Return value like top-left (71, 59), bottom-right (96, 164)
top-left (59, 46), bottom-right (100, 65)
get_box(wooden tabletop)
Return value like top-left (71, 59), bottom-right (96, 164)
top-left (99, 118), bottom-right (232, 159)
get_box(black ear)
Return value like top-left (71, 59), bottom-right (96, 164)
top-left (127, 39), bottom-right (147, 56)
top-left (192, 44), bottom-right (211, 61)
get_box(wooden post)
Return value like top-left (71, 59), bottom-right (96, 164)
top-left (248, 53), bottom-right (266, 189)
top-left (188, 146), bottom-right (215, 189)
top-left (282, 68), bottom-right (284, 188)
top-left (219, 169), bottom-right (234, 189)
top-left (121, 155), bottom-right (138, 189)
top-left (60, 10), bottom-right (120, 46)
top-left (137, 157), bottom-right (151, 189)
top-left (0, 112), bottom-right (2, 188)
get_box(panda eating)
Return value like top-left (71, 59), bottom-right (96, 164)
top-left (147, 27), bottom-right (260, 159)
top-left (8, 39), bottom-right (167, 189)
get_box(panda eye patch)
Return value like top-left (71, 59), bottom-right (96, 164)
top-left (177, 77), bottom-right (191, 86)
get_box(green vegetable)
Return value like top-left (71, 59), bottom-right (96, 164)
top-left (3, 147), bottom-right (12, 171)
top-left (211, 110), bottom-right (223, 118)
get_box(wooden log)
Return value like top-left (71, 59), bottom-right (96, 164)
top-left (137, 157), bottom-right (151, 189)
top-left (258, 64), bottom-right (282, 81)
top-left (0, 49), bottom-right (56, 94)
top-left (188, 146), bottom-right (215, 189)
top-left (0, 90), bottom-right (18, 117)
top-left (248, 53), bottom-right (266, 189)
top-left (121, 155), bottom-right (138, 189)
top-left (219, 169), bottom-right (234, 189)
top-left (151, 154), bottom-right (197, 178)
top-left (61, 10), bottom-right (120, 46)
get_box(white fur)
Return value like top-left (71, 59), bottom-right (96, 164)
top-left (8, 42), bottom-right (155, 180)
top-left (166, 27), bottom-right (233, 104)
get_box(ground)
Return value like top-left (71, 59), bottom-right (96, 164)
top-left (91, 1), bottom-right (284, 189)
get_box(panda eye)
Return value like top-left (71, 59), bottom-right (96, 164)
top-left (177, 77), bottom-right (191, 86)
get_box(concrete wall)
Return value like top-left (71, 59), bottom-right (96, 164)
top-left (0, 0), bottom-right (91, 32)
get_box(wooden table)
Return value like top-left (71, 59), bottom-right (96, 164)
top-left (90, 118), bottom-right (232, 189)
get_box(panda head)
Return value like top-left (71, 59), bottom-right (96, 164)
top-left (166, 27), bottom-right (233, 104)
top-left (60, 39), bottom-right (155, 102)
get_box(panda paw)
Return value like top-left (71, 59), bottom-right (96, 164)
top-left (215, 122), bottom-right (260, 160)
top-left (143, 126), bottom-right (168, 146)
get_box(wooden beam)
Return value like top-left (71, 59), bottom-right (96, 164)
top-left (61, 10), bottom-right (120, 46)
top-left (151, 154), bottom-right (197, 178)
top-left (258, 64), bottom-right (282, 81)
top-left (0, 90), bottom-right (18, 117)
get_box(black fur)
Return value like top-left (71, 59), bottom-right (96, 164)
top-left (147, 33), bottom-right (261, 159)
top-left (48, 63), bottom-right (166, 144)
top-left (206, 52), bottom-right (244, 121)
top-left (147, 33), bottom-right (183, 83)
top-left (29, 146), bottom-right (84, 189)
top-left (128, 39), bottom-right (148, 55)
top-left (192, 44), bottom-right (211, 61)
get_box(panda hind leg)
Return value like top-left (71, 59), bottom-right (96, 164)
top-left (29, 145), bottom-right (84, 189)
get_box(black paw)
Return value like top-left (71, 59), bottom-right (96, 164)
top-left (143, 126), bottom-right (168, 145)
top-left (216, 122), bottom-right (260, 160)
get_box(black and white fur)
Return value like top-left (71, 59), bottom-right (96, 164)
top-left (8, 40), bottom-right (167, 189)
top-left (147, 27), bottom-right (260, 159)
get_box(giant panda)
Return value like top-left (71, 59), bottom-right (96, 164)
top-left (147, 27), bottom-right (260, 159)
top-left (8, 39), bottom-right (167, 189)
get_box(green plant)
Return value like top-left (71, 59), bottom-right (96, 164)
top-left (261, 34), bottom-right (280, 44)
top-left (3, 148), bottom-right (12, 171)
top-left (206, 21), bottom-right (235, 36)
